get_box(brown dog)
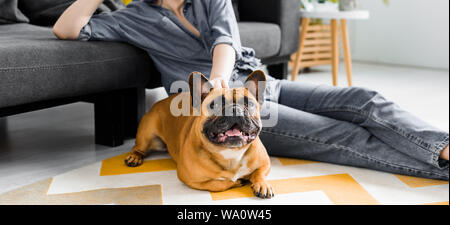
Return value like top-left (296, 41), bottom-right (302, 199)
top-left (124, 70), bottom-right (273, 199)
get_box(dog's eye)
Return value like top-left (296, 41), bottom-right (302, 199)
top-left (246, 101), bottom-right (256, 109)
top-left (209, 102), bottom-right (219, 110)
top-left (208, 98), bottom-right (224, 115)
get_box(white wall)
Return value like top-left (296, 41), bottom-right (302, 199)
top-left (348, 0), bottom-right (449, 70)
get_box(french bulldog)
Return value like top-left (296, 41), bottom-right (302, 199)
top-left (124, 70), bottom-right (273, 199)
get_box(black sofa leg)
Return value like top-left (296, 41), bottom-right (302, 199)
top-left (124, 87), bottom-right (146, 138)
top-left (93, 87), bottom-right (146, 147)
top-left (94, 91), bottom-right (125, 147)
top-left (267, 63), bottom-right (288, 80)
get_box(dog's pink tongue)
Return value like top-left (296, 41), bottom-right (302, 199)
top-left (225, 128), bottom-right (241, 136)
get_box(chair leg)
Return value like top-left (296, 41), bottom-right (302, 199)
top-left (341, 19), bottom-right (353, 87)
top-left (291, 18), bottom-right (310, 81)
top-left (331, 19), bottom-right (340, 86)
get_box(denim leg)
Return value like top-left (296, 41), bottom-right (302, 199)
top-left (260, 101), bottom-right (449, 180)
top-left (276, 80), bottom-right (449, 171)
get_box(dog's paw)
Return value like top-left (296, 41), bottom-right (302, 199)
top-left (251, 181), bottom-right (274, 199)
top-left (124, 153), bottom-right (143, 167)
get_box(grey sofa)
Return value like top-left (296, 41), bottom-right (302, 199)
top-left (0, 0), bottom-right (300, 147)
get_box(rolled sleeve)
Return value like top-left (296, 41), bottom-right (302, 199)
top-left (78, 23), bottom-right (92, 41)
top-left (78, 12), bottom-right (124, 42)
top-left (208, 0), bottom-right (243, 60)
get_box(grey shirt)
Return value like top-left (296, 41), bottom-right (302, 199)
top-left (78, 0), bottom-right (269, 93)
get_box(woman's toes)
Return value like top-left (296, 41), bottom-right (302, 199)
top-left (440, 146), bottom-right (449, 161)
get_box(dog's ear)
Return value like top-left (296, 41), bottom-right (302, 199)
top-left (189, 72), bottom-right (213, 107)
top-left (245, 70), bottom-right (267, 105)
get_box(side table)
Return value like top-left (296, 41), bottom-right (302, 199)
top-left (291, 10), bottom-right (370, 86)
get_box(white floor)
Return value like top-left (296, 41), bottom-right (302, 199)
top-left (0, 62), bottom-right (448, 194)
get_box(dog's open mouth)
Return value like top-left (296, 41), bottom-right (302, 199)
top-left (208, 124), bottom-right (258, 145)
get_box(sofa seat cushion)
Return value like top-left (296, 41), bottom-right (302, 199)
top-left (238, 22), bottom-right (281, 59)
top-left (0, 24), bottom-right (152, 108)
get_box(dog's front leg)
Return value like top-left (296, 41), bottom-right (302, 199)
top-left (125, 112), bottom-right (164, 167)
top-left (249, 165), bottom-right (274, 199)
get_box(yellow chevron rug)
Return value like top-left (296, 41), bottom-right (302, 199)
top-left (0, 153), bottom-right (448, 205)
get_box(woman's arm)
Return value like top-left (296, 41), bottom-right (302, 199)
top-left (53, 0), bottom-right (104, 40)
top-left (210, 43), bottom-right (236, 88)
top-left (207, 0), bottom-right (242, 89)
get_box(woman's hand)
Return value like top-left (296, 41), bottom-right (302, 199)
top-left (209, 77), bottom-right (230, 89)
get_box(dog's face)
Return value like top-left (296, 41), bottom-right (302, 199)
top-left (189, 70), bottom-right (267, 149)
top-left (201, 87), bottom-right (262, 148)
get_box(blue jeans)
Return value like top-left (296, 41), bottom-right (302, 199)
top-left (259, 80), bottom-right (449, 180)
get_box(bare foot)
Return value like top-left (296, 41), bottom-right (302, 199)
top-left (440, 145), bottom-right (449, 161)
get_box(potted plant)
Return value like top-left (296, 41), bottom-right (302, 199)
top-left (301, 0), bottom-right (339, 12)
top-left (301, 0), bottom-right (389, 12)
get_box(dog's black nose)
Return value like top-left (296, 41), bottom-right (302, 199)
top-left (224, 104), bottom-right (245, 117)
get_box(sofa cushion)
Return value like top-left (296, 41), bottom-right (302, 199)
top-left (238, 22), bottom-right (281, 58)
top-left (0, 0), bottom-right (29, 24)
top-left (18, 0), bottom-right (125, 26)
top-left (0, 24), bottom-right (152, 108)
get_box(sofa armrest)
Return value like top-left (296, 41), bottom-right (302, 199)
top-left (238, 0), bottom-right (300, 57)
